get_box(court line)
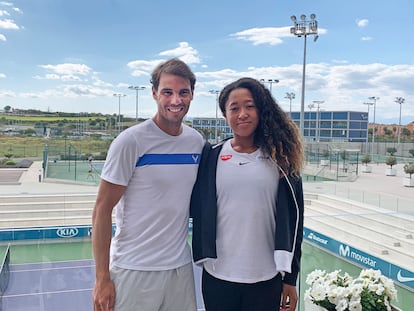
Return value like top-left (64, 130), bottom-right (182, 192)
top-left (3, 287), bottom-right (92, 298)
top-left (11, 259), bottom-right (94, 271)
top-left (11, 263), bottom-right (94, 273)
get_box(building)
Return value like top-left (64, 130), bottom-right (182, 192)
top-left (291, 110), bottom-right (369, 143)
top-left (191, 117), bottom-right (231, 142)
top-left (192, 110), bottom-right (369, 143)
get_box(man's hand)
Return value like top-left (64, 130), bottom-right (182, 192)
top-left (280, 283), bottom-right (298, 310)
top-left (93, 278), bottom-right (116, 311)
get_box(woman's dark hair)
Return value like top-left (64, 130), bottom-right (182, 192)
top-left (218, 77), bottom-right (304, 175)
top-left (150, 58), bottom-right (196, 92)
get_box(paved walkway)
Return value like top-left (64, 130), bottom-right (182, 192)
top-left (0, 161), bottom-right (98, 196)
top-left (305, 162), bottom-right (413, 200)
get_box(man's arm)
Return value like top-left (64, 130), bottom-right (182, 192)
top-left (92, 179), bottom-right (126, 311)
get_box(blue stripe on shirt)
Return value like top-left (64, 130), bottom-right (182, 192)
top-left (136, 153), bottom-right (201, 167)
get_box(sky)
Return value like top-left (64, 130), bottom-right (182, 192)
top-left (1, 0), bottom-right (413, 125)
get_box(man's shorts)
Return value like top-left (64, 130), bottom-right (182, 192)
top-left (110, 262), bottom-right (197, 311)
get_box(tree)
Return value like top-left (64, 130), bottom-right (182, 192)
top-left (385, 156), bottom-right (397, 168)
top-left (361, 154), bottom-right (371, 166)
top-left (386, 147), bottom-right (397, 156)
top-left (403, 162), bottom-right (414, 179)
top-left (4, 105), bottom-right (11, 113)
top-left (402, 128), bottom-right (411, 138)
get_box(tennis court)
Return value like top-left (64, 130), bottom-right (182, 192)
top-left (0, 240), bottom-right (205, 311)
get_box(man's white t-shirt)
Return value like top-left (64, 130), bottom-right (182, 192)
top-left (101, 119), bottom-right (203, 271)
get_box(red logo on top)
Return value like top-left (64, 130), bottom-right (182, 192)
top-left (220, 154), bottom-right (232, 161)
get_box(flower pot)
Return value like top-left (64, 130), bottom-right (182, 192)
top-left (362, 165), bottom-right (372, 173)
top-left (385, 168), bottom-right (397, 176)
top-left (403, 177), bottom-right (414, 187)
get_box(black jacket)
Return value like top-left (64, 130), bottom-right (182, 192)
top-left (190, 141), bottom-right (304, 286)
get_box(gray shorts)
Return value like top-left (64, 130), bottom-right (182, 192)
top-left (110, 263), bottom-right (197, 311)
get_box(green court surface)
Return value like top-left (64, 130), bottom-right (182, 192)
top-left (46, 160), bottom-right (103, 185)
top-left (7, 240), bottom-right (93, 264)
top-left (0, 245), bottom-right (8, 257)
top-left (7, 235), bottom-right (193, 265)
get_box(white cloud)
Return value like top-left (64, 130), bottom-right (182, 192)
top-left (18, 84), bottom-right (113, 100)
top-left (159, 42), bottom-right (201, 64)
top-left (126, 44), bottom-right (203, 77)
top-left (0, 90), bottom-right (15, 97)
top-left (127, 59), bottom-right (162, 77)
top-left (356, 19), bottom-right (369, 28)
top-left (0, 18), bottom-right (19, 29)
top-left (0, 2), bottom-right (13, 7)
top-left (0, 33), bottom-right (5, 41)
top-left (231, 26), bottom-right (327, 46)
top-left (33, 73), bottom-right (83, 82)
top-left (61, 75), bottom-right (83, 82)
top-left (34, 74), bottom-right (60, 80)
top-left (0, 72), bottom-right (6, 78)
top-left (93, 77), bottom-right (113, 87)
top-left (39, 63), bottom-right (92, 76)
top-left (0, 10), bottom-right (10, 16)
top-left (231, 27), bottom-right (288, 46)
top-left (12, 7), bottom-right (22, 13)
top-left (361, 36), bottom-right (373, 41)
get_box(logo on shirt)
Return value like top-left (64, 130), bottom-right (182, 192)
top-left (192, 154), bottom-right (199, 163)
top-left (220, 154), bottom-right (232, 161)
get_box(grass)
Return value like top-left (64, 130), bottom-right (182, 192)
top-left (0, 136), bottom-right (112, 159)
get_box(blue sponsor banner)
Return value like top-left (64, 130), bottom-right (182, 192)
top-left (0, 225), bottom-right (116, 241)
top-left (0, 221), bottom-right (193, 242)
top-left (390, 264), bottom-right (414, 290)
top-left (303, 227), bottom-right (414, 291)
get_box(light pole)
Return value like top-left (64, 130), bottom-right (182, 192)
top-left (368, 96), bottom-right (379, 160)
top-left (313, 100), bottom-right (324, 142)
top-left (394, 97), bottom-right (405, 145)
top-left (113, 93), bottom-right (126, 135)
top-left (359, 113), bottom-right (368, 149)
top-left (363, 101), bottom-right (373, 152)
top-left (285, 92), bottom-right (295, 116)
top-left (128, 85), bottom-right (146, 124)
top-left (290, 13), bottom-right (319, 137)
top-left (308, 103), bottom-right (315, 139)
top-left (260, 79), bottom-right (279, 94)
top-left (209, 90), bottom-right (220, 143)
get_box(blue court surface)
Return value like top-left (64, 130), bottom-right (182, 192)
top-left (3, 260), bottom-right (205, 311)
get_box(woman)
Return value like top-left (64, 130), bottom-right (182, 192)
top-left (191, 77), bottom-right (304, 311)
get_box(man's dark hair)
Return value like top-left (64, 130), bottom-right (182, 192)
top-left (151, 58), bottom-right (196, 92)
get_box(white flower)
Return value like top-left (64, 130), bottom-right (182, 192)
top-left (306, 269), bottom-right (397, 311)
top-left (349, 299), bottom-right (362, 311)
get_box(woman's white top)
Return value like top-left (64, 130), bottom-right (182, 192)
top-left (203, 139), bottom-right (280, 283)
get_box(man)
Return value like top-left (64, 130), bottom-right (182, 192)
top-left (92, 58), bottom-right (203, 311)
